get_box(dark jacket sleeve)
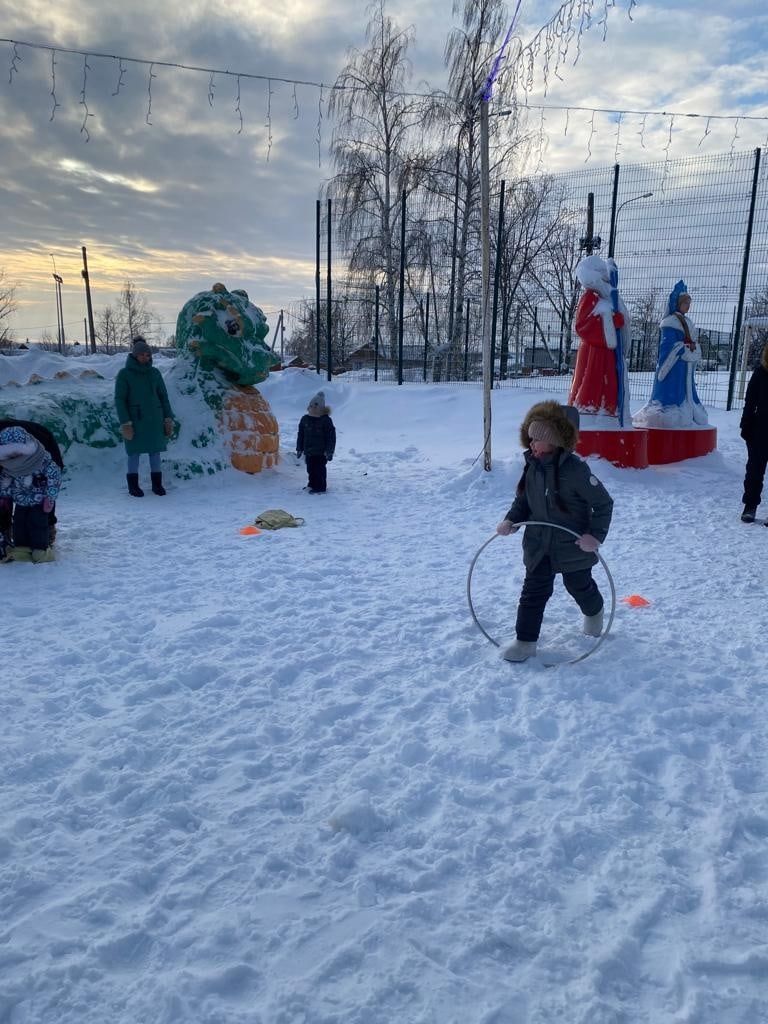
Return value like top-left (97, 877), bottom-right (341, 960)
top-left (296, 416), bottom-right (306, 454)
top-left (740, 371), bottom-right (757, 437)
top-left (114, 370), bottom-right (130, 424)
top-left (574, 460), bottom-right (613, 542)
top-left (324, 417), bottom-right (336, 457)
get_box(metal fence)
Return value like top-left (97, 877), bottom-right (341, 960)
top-left (297, 147), bottom-right (768, 411)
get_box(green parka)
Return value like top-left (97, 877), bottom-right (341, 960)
top-left (114, 354), bottom-right (174, 456)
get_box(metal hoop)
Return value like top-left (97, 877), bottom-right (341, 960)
top-left (467, 521), bottom-right (616, 667)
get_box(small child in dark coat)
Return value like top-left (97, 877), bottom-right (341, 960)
top-left (296, 391), bottom-right (336, 493)
top-left (496, 400), bottom-right (613, 662)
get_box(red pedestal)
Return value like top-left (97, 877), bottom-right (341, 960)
top-left (576, 429), bottom-right (649, 469)
top-left (645, 426), bottom-right (717, 464)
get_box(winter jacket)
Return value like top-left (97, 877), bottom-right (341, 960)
top-left (114, 354), bottom-right (174, 455)
top-left (505, 449), bottom-right (613, 573)
top-left (740, 353), bottom-right (768, 446)
top-left (0, 426), bottom-right (62, 507)
top-left (296, 413), bottom-right (336, 459)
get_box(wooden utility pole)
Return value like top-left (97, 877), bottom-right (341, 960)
top-left (81, 246), bottom-right (97, 353)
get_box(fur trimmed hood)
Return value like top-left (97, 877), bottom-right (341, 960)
top-left (519, 401), bottom-right (580, 451)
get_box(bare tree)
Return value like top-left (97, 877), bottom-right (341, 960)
top-left (628, 287), bottom-right (665, 371)
top-left (0, 270), bottom-right (18, 344)
top-left (521, 205), bottom-right (583, 370)
top-left (95, 305), bottom-right (121, 353)
top-left (327, 0), bottom-right (435, 363)
top-left (118, 280), bottom-right (156, 343)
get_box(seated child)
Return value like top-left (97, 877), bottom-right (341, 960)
top-left (0, 425), bottom-right (62, 563)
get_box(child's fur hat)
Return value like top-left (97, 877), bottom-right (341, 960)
top-left (519, 401), bottom-right (579, 451)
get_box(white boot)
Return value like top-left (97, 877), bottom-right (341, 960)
top-left (583, 607), bottom-right (604, 637)
top-left (501, 639), bottom-right (537, 662)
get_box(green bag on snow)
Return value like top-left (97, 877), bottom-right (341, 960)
top-left (254, 509), bottom-right (305, 530)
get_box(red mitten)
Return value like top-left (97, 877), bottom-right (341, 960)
top-left (612, 311), bottom-right (625, 329)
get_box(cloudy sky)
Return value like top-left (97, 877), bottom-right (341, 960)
top-left (1, 0), bottom-right (767, 342)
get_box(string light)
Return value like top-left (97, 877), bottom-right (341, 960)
top-left (234, 75), bottom-right (243, 134)
top-left (49, 50), bottom-right (61, 122)
top-left (8, 41), bottom-right (21, 84)
top-left (265, 79), bottom-right (274, 162)
top-left (146, 63), bottom-right (156, 126)
top-left (585, 109), bottom-right (596, 162)
top-left (1, 30), bottom-right (766, 168)
top-left (80, 54), bottom-right (95, 142)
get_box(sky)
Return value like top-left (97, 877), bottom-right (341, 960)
top-left (2, 352), bottom-right (768, 1021)
top-left (1, 0), bottom-right (768, 341)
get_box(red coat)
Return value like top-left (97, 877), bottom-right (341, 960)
top-left (569, 289), bottom-right (619, 416)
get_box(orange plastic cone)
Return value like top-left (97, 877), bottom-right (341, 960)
top-left (622, 594), bottom-right (650, 607)
top-left (239, 525), bottom-right (262, 536)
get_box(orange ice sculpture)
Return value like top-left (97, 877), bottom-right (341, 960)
top-left (222, 386), bottom-right (280, 473)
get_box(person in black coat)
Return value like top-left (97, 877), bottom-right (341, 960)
top-left (296, 391), bottom-right (336, 493)
top-left (739, 341), bottom-right (768, 523)
top-left (495, 401), bottom-right (614, 662)
top-left (0, 418), bottom-right (64, 545)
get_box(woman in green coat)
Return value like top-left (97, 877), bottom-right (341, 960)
top-left (114, 337), bottom-right (175, 497)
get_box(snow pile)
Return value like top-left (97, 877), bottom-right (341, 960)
top-left (2, 376), bottom-right (766, 1024)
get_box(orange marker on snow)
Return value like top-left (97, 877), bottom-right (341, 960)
top-left (239, 525), bottom-right (262, 536)
top-left (622, 594), bottom-right (650, 607)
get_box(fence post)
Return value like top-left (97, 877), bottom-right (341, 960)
top-left (423, 291), bottom-right (430, 382)
top-left (531, 306), bottom-right (538, 370)
top-left (374, 284), bottom-right (380, 382)
top-left (398, 189), bottom-right (406, 384)
top-left (607, 163), bottom-right (621, 258)
top-left (464, 298), bottom-right (471, 380)
top-left (727, 147), bottom-right (761, 410)
top-left (315, 199), bottom-right (321, 373)
top-left (326, 197), bottom-right (332, 382)
top-left (490, 180), bottom-right (505, 388)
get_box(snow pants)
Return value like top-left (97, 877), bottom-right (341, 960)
top-left (742, 439), bottom-right (768, 509)
top-left (12, 504), bottom-right (50, 550)
top-left (306, 454), bottom-right (328, 493)
top-left (515, 555), bottom-right (603, 642)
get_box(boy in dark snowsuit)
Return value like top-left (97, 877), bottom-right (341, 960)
top-left (739, 341), bottom-right (768, 523)
top-left (296, 391), bottom-right (336, 493)
top-left (496, 400), bottom-right (613, 662)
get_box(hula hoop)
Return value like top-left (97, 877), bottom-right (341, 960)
top-left (467, 521), bottom-right (616, 667)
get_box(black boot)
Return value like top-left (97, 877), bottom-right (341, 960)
top-left (151, 471), bottom-right (166, 496)
top-left (127, 473), bottom-right (144, 497)
top-left (741, 505), bottom-right (757, 523)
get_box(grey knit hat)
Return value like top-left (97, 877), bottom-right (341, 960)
top-left (131, 336), bottom-right (152, 357)
top-left (307, 391), bottom-right (326, 413)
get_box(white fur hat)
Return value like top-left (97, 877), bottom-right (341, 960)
top-left (307, 391), bottom-right (326, 413)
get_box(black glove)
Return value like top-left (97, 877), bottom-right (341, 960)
top-left (295, 451), bottom-right (302, 459)
top-left (740, 427), bottom-right (751, 442)
top-left (326, 453), bottom-right (333, 462)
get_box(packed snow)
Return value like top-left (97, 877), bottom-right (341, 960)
top-left (3, 362), bottom-right (767, 1024)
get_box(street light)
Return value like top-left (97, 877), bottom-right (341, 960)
top-left (607, 191), bottom-right (653, 257)
top-left (52, 273), bottom-right (64, 353)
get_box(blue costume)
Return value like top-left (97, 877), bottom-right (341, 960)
top-left (633, 281), bottom-right (708, 428)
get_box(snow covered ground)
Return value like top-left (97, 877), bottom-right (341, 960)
top-left (3, 367), bottom-right (768, 1024)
